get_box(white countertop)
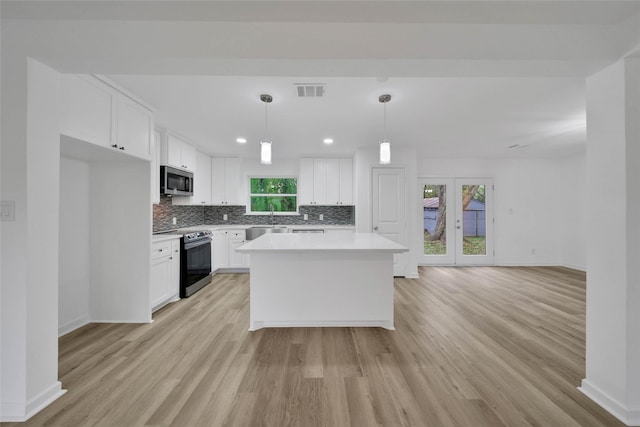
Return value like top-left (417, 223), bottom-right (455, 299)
top-left (177, 224), bottom-right (355, 232)
top-left (236, 232), bottom-right (408, 254)
top-left (151, 234), bottom-right (182, 243)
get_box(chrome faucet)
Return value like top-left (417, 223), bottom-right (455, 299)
top-left (269, 204), bottom-right (275, 226)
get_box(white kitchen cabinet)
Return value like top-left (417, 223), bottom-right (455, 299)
top-left (172, 150), bottom-right (212, 206)
top-left (211, 157), bottom-right (242, 205)
top-left (116, 93), bottom-right (153, 159)
top-left (193, 151), bottom-right (212, 205)
top-left (60, 74), bottom-right (153, 161)
top-left (212, 229), bottom-right (230, 271)
top-left (212, 229), bottom-right (249, 272)
top-left (151, 129), bottom-right (161, 204)
top-left (298, 158), bottom-right (315, 205)
top-left (228, 230), bottom-right (249, 268)
top-left (60, 74), bottom-right (114, 147)
top-left (162, 133), bottom-right (196, 172)
top-left (338, 158), bottom-right (353, 204)
top-left (150, 239), bottom-right (180, 312)
top-left (299, 157), bottom-right (353, 205)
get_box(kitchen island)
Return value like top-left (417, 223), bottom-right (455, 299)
top-left (236, 232), bottom-right (408, 331)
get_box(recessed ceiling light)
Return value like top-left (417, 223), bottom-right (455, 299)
top-left (236, 137), bottom-right (247, 144)
top-left (323, 138), bottom-right (334, 144)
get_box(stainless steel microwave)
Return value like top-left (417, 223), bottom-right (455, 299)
top-left (160, 166), bottom-right (193, 196)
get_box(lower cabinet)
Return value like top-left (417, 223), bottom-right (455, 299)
top-left (212, 229), bottom-right (249, 272)
top-left (150, 239), bottom-right (180, 312)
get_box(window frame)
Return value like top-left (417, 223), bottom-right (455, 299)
top-left (246, 175), bottom-right (300, 216)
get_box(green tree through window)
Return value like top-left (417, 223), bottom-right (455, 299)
top-left (250, 178), bottom-right (297, 213)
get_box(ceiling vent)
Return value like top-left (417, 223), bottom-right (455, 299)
top-left (294, 83), bottom-right (325, 97)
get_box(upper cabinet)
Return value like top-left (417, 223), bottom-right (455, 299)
top-left (211, 157), bottom-right (242, 205)
top-left (299, 157), bottom-right (353, 205)
top-left (151, 129), bottom-right (161, 204)
top-left (116, 94), bottom-right (154, 159)
top-left (60, 74), bottom-right (153, 161)
top-left (162, 133), bottom-right (196, 172)
top-left (192, 151), bottom-right (212, 205)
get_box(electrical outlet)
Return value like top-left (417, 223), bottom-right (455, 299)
top-left (319, 214), bottom-right (324, 221)
top-left (172, 217), bottom-right (177, 225)
top-left (303, 214), bottom-right (308, 221)
top-left (223, 214), bottom-right (228, 221)
top-left (0, 200), bottom-right (15, 222)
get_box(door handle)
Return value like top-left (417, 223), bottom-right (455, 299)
top-left (456, 226), bottom-right (461, 229)
top-left (373, 226), bottom-right (378, 231)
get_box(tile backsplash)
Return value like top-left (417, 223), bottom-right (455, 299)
top-left (153, 195), bottom-right (355, 232)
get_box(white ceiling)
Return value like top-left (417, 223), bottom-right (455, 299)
top-left (4, 1), bottom-right (640, 160)
top-left (108, 74), bottom-right (587, 159)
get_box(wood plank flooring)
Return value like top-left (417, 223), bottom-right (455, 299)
top-left (7, 267), bottom-right (624, 426)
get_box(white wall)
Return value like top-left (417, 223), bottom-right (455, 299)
top-left (580, 57), bottom-right (640, 426)
top-left (1, 58), bottom-right (66, 421)
top-left (558, 152), bottom-right (587, 270)
top-left (418, 155), bottom-right (587, 269)
top-left (59, 157), bottom-right (91, 336)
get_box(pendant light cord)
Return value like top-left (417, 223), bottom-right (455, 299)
top-left (264, 100), bottom-right (268, 137)
top-left (383, 101), bottom-right (387, 140)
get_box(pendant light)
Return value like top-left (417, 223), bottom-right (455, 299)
top-left (259, 94), bottom-right (273, 165)
top-left (378, 94), bottom-right (391, 165)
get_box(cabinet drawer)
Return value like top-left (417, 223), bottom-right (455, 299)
top-left (151, 242), bottom-right (173, 260)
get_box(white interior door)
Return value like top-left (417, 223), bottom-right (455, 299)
top-left (420, 178), bottom-right (493, 266)
top-left (372, 167), bottom-right (406, 276)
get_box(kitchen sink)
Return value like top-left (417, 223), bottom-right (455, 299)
top-left (245, 226), bottom-right (288, 241)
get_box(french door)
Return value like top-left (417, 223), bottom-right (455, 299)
top-left (420, 178), bottom-right (494, 265)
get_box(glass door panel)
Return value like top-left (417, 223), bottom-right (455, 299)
top-left (455, 179), bottom-right (493, 265)
top-left (420, 179), bottom-right (455, 265)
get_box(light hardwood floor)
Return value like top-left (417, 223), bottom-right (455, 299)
top-left (8, 267), bottom-right (623, 426)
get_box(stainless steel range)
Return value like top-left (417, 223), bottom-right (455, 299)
top-left (180, 230), bottom-right (213, 297)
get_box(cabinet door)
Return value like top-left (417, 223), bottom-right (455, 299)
top-left (212, 230), bottom-right (229, 270)
top-left (151, 256), bottom-right (172, 310)
top-left (313, 159), bottom-right (327, 204)
top-left (116, 94), bottom-right (152, 160)
top-left (151, 130), bottom-right (161, 204)
top-left (166, 135), bottom-right (183, 169)
top-left (193, 151), bottom-right (212, 205)
top-left (60, 75), bottom-right (115, 148)
top-left (228, 240), bottom-right (246, 268)
top-left (211, 157), bottom-right (226, 205)
top-left (224, 158), bottom-right (242, 205)
top-left (339, 158), bottom-right (354, 204)
top-left (298, 158), bottom-right (315, 205)
top-left (181, 143), bottom-right (196, 172)
top-left (325, 159), bottom-right (341, 205)
top-left (170, 240), bottom-right (181, 299)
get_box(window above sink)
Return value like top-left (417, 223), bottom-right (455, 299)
top-left (248, 177), bottom-right (298, 215)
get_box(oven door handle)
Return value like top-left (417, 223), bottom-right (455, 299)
top-left (183, 238), bottom-right (212, 250)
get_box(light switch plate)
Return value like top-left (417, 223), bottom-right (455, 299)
top-left (0, 200), bottom-right (15, 222)
top-left (303, 214), bottom-right (308, 220)
top-left (319, 214), bottom-right (324, 221)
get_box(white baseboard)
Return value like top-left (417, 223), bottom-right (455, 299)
top-left (58, 314), bottom-right (90, 337)
top-left (561, 263), bottom-right (587, 272)
top-left (1, 381), bottom-right (66, 422)
top-left (579, 379), bottom-right (640, 426)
